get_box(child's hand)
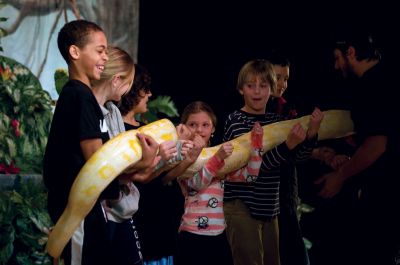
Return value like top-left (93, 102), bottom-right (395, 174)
top-left (158, 141), bottom-right (177, 162)
top-left (135, 133), bottom-right (159, 169)
top-left (129, 155), bottom-right (162, 183)
top-left (286, 123), bottom-right (306, 150)
top-left (251, 122), bottom-right (263, 149)
top-left (307, 107), bottom-right (324, 139)
top-left (215, 142), bottom-right (234, 161)
top-left (176, 124), bottom-right (193, 140)
top-left (180, 140), bottom-right (194, 158)
top-left (186, 135), bottom-right (206, 163)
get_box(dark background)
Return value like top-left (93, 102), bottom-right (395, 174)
top-left (137, 0), bottom-right (399, 142)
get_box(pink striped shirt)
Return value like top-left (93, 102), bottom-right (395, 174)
top-left (178, 146), bottom-right (262, 235)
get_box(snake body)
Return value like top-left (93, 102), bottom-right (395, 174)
top-left (46, 110), bottom-right (353, 258)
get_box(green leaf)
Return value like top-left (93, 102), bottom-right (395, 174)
top-left (147, 95), bottom-right (179, 117)
top-left (303, 237), bottom-right (313, 250)
top-left (54, 68), bottom-right (69, 95)
top-left (5, 136), bottom-right (17, 157)
top-left (0, 240), bottom-right (14, 264)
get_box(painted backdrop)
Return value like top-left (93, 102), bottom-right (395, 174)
top-left (0, 0), bottom-right (139, 99)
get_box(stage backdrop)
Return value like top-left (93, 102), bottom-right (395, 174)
top-left (0, 0), bottom-right (139, 99)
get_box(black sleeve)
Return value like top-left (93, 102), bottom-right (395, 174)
top-left (78, 96), bottom-right (104, 141)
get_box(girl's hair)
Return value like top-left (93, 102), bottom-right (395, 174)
top-left (92, 46), bottom-right (135, 90)
top-left (181, 101), bottom-right (217, 127)
top-left (119, 63), bottom-right (152, 116)
top-left (236, 59), bottom-right (277, 94)
top-left (57, 20), bottom-right (104, 64)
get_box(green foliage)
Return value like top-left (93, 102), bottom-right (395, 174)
top-left (0, 177), bottom-right (53, 265)
top-left (140, 95), bottom-right (179, 123)
top-left (54, 68), bottom-right (68, 95)
top-left (0, 56), bottom-right (53, 173)
top-left (297, 201), bottom-right (315, 250)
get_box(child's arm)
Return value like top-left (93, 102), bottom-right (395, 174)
top-left (225, 122), bottom-right (263, 182)
top-left (182, 142), bottom-right (233, 191)
top-left (131, 133), bottom-right (160, 169)
top-left (291, 107), bottom-right (324, 163)
top-left (80, 138), bottom-right (103, 160)
top-left (306, 107), bottom-right (324, 140)
top-left (80, 138), bottom-right (121, 200)
top-left (261, 122), bottom-right (306, 171)
top-left (117, 133), bottom-right (160, 184)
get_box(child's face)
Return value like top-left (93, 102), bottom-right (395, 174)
top-left (133, 90), bottom-right (152, 114)
top-left (272, 65), bottom-right (289, 98)
top-left (239, 75), bottom-right (271, 114)
top-left (79, 31), bottom-right (108, 82)
top-left (185, 111), bottom-right (215, 143)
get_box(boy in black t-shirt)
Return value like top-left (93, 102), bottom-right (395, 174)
top-left (43, 20), bottom-right (157, 265)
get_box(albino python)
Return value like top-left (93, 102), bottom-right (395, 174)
top-left (46, 109), bottom-right (354, 258)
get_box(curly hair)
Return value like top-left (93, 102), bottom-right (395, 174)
top-left (119, 63), bottom-right (152, 116)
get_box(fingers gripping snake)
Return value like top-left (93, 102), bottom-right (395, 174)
top-left (46, 110), bottom-right (353, 258)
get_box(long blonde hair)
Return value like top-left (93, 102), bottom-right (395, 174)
top-left (92, 46), bottom-right (135, 89)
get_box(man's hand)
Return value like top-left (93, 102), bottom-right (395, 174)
top-left (314, 171), bottom-right (345, 198)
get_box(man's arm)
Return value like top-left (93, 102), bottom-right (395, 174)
top-left (316, 135), bottom-right (386, 198)
top-left (338, 135), bottom-right (386, 180)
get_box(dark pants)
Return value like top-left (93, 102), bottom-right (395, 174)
top-left (278, 205), bottom-right (309, 265)
top-left (177, 231), bottom-right (233, 265)
top-left (279, 166), bottom-right (309, 265)
top-left (107, 219), bottom-right (143, 265)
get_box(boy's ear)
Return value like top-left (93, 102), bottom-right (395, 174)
top-left (69, 45), bottom-right (80, 60)
top-left (238, 89), bottom-right (243, 95)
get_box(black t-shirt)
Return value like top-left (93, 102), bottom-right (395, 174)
top-left (350, 62), bottom-right (399, 203)
top-left (43, 80), bottom-right (111, 223)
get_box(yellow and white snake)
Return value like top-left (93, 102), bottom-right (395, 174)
top-left (46, 109), bottom-right (353, 258)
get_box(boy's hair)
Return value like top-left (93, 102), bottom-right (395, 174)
top-left (92, 46), bottom-right (134, 91)
top-left (57, 20), bottom-right (104, 64)
top-left (333, 31), bottom-right (381, 61)
top-left (181, 101), bottom-right (217, 128)
top-left (119, 63), bottom-right (151, 116)
top-left (269, 50), bottom-right (290, 67)
top-left (236, 59), bottom-right (277, 94)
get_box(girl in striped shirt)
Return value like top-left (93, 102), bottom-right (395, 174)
top-left (164, 101), bottom-right (263, 265)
